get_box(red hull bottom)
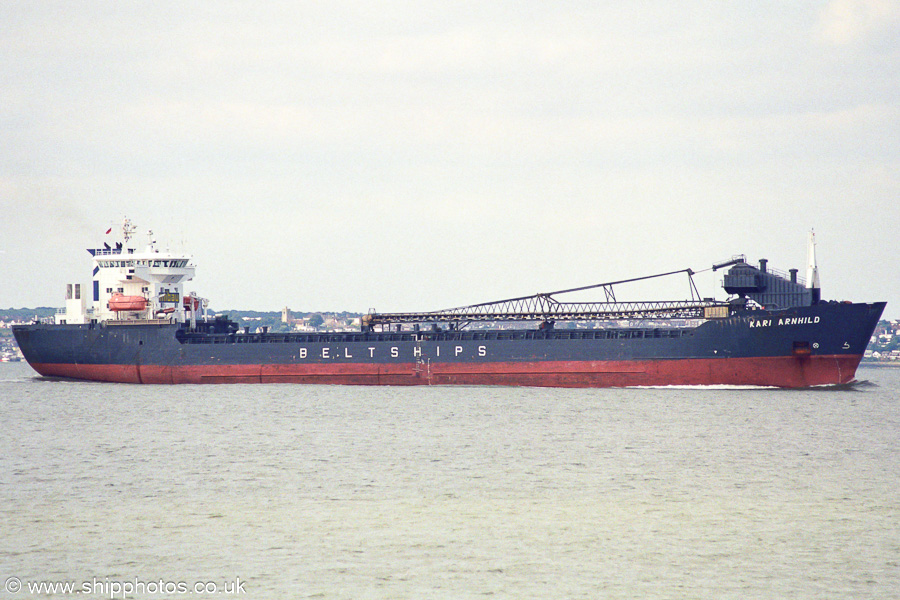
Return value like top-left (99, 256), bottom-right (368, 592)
top-left (29, 355), bottom-right (863, 388)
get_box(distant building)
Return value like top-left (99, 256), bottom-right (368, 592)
top-left (282, 307), bottom-right (291, 323)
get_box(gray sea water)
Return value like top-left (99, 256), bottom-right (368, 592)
top-left (1, 361), bottom-right (898, 599)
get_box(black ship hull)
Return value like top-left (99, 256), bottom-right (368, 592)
top-left (13, 301), bottom-right (885, 387)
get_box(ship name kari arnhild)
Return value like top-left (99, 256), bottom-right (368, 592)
top-left (13, 220), bottom-right (885, 387)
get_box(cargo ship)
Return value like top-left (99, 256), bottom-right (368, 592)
top-left (13, 220), bottom-right (885, 387)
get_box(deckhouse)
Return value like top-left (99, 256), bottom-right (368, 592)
top-left (57, 218), bottom-right (204, 325)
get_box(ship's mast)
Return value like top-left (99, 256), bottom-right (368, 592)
top-left (121, 217), bottom-right (137, 243)
top-left (806, 230), bottom-right (821, 304)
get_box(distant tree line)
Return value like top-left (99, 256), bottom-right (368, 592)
top-left (216, 310), bottom-right (361, 333)
top-left (0, 308), bottom-right (57, 321)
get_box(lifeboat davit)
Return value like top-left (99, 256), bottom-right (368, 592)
top-left (108, 293), bottom-right (148, 312)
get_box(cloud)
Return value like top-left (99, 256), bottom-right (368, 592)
top-left (816, 0), bottom-right (900, 45)
top-left (2, 2), bottom-right (899, 315)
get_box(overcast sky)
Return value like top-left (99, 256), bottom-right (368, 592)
top-left (2, 1), bottom-right (898, 317)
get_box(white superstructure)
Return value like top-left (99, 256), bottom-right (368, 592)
top-left (58, 218), bottom-right (205, 325)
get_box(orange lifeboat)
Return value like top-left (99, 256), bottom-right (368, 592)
top-left (183, 295), bottom-right (201, 311)
top-left (108, 293), bottom-right (148, 312)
